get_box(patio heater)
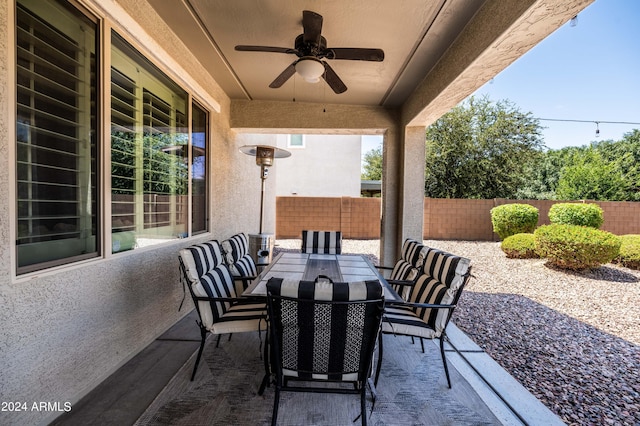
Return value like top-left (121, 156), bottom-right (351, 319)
top-left (239, 145), bottom-right (291, 266)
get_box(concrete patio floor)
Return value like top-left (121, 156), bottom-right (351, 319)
top-left (50, 310), bottom-right (563, 426)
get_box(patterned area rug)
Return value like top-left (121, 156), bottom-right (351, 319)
top-left (135, 332), bottom-right (500, 425)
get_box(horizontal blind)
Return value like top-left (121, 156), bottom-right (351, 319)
top-left (15, 0), bottom-right (98, 272)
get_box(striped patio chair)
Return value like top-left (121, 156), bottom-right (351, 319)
top-left (377, 250), bottom-right (472, 388)
top-left (376, 238), bottom-right (429, 300)
top-left (301, 230), bottom-right (342, 254)
top-left (221, 232), bottom-right (258, 294)
top-left (266, 277), bottom-right (384, 426)
top-left (179, 240), bottom-right (266, 380)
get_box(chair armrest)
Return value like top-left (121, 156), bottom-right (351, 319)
top-left (387, 279), bottom-right (415, 288)
top-left (375, 265), bottom-right (394, 271)
top-left (233, 275), bottom-right (257, 290)
top-left (386, 300), bottom-right (456, 310)
top-left (193, 295), bottom-right (264, 304)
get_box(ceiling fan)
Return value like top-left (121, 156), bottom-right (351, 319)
top-left (235, 10), bottom-right (384, 94)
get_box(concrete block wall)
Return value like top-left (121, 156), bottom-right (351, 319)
top-left (276, 196), bottom-right (381, 239)
top-left (277, 196), bottom-right (640, 241)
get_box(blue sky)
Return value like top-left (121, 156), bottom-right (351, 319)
top-left (472, 0), bottom-right (640, 150)
top-left (362, 0), bottom-right (640, 159)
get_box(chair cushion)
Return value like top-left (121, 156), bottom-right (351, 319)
top-left (221, 232), bottom-right (249, 264)
top-left (301, 230), bottom-right (342, 254)
top-left (179, 240), bottom-right (224, 282)
top-left (389, 259), bottom-right (418, 299)
top-left (191, 264), bottom-right (238, 328)
top-left (400, 238), bottom-right (429, 268)
top-left (381, 305), bottom-right (438, 339)
top-left (408, 274), bottom-right (454, 333)
top-left (421, 248), bottom-right (471, 291)
top-left (266, 277), bottom-right (382, 301)
top-left (209, 301), bottom-right (266, 334)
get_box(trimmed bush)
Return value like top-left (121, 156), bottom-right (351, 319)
top-left (501, 233), bottom-right (539, 259)
top-left (548, 203), bottom-right (604, 229)
top-left (490, 204), bottom-right (539, 240)
top-left (534, 224), bottom-right (621, 270)
top-left (613, 234), bottom-right (640, 270)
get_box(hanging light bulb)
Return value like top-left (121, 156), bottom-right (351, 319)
top-left (570, 15), bottom-right (578, 27)
top-left (595, 122), bottom-right (600, 138)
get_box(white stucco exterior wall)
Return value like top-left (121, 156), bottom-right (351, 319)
top-left (274, 134), bottom-right (362, 197)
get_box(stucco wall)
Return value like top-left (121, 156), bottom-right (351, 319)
top-left (0, 1), bottom-right (262, 425)
top-left (274, 134), bottom-right (362, 197)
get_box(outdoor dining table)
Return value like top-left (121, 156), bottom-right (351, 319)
top-left (243, 252), bottom-right (401, 302)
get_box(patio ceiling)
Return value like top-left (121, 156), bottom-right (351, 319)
top-left (147, 0), bottom-right (488, 107)
top-left (147, 0), bottom-right (593, 126)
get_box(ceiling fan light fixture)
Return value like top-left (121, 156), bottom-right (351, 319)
top-left (295, 58), bottom-right (324, 83)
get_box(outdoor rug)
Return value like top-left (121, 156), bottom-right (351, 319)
top-left (135, 332), bottom-right (500, 425)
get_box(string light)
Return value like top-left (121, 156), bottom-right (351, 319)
top-left (570, 15), bottom-right (578, 27)
top-left (534, 118), bottom-right (640, 139)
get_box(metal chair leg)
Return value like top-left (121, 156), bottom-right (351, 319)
top-left (374, 332), bottom-right (383, 387)
top-left (191, 328), bottom-right (207, 381)
top-left (360, 387), bottom-right (367, 426)
top-left (440, 335), bottom-right (452, 388)
top-left (271, 387), bottom-right (280, 426)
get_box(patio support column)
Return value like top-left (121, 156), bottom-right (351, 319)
top-left (399, 126), bottom-right (426, 246)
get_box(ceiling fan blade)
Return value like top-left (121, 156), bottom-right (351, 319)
top-left (235, 45), bottom-right (297, 54)
top-left (322, 62), bottom-right (347, 94)
top-left (302, 10), bottom-right (323, 44)
top-left (269, 63), bottom-right (296, 88)
top-left (327, 48), bottom-right (385, 62)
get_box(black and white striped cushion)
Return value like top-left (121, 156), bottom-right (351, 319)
top-left (221, 232), bottom-right (249, 264)
top-left (421, 248), bottom-right (471, 291)
top-left (191, 263), bottom-right (266, 332)
top-left (400, 238), bottom-right (429, 268)
top-left (267, 278), bottom-right (382, 381)
top-left (389, 259), bottom-right (418, 299)
top-left (382, 274), bottom-right (451, 338)
top-left (301, 230), bottom-right (342, 254)
top-left (222, 233), bottom-right (258, 278)
top-left (180, 240), bottom-right (224, 283)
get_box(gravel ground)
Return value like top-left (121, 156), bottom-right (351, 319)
top-left (273, 239), bottom-right (640, 426)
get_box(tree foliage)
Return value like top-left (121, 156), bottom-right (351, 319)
top-left (520, 130), bottom-right (640, 201)
top-left (358, 97), bottom-right (640, 201)
top-left (361, 145), bottom-right (382, 180)
top-left (424, 96), bottom-right (544, 198)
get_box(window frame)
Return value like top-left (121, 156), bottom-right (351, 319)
top-left (12, 0), bottom-right (213, 277)
top-left (287, 134), bottom-right (305, 148)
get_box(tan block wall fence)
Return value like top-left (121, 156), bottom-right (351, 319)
top-left (276, 196), bottom-right (640, 240)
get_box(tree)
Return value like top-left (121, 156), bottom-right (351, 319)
top-left (361, 146), bottom-right (382, 180)
top-left (425, 96), bottom-right (545, 198)
top-left (556, 147), bottom-right (629, 201)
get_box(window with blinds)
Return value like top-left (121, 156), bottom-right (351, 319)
top-left (191, 102), bottom-right (208, 234)
top-left (15, 0), bottom-right (99, 273)
top-left (111, 33), bottom-right (189, 252)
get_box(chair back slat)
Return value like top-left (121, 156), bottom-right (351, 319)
top-left (301, 230), bottom-right (342, 254)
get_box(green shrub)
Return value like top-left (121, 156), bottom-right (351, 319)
top-left (548, 203), bottom-right (604, 229)
top-left (501, 233), bottom-right (539, 259)
top-left (613, 234), bottom-right (640, 270)
top-left (534, 224), bottom-right (621, 270)
top-left (490, 204), bottom-right (539, 240)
